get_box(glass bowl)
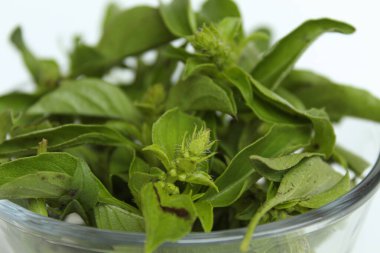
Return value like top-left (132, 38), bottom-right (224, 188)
top-left (0, 118), bottom-right (379, 253)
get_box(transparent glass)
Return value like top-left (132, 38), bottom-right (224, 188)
top-left (0, 118), bottom-right (379, 253)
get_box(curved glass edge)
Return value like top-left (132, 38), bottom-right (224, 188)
top-left (0, 126), bottom-right (379, 248)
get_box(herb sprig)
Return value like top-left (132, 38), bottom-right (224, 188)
top-left (0, 0), bottom-right (378, 252)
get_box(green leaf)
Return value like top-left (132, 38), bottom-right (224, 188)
top-left (299, 171), bottom-right (351, 208)
top-left (0, 124), bottom-right (135, 157)
top-left (282, 70), bottom-right (380, 122)
top-left (183, 58), bottom-right (217, 79)
top-left (159, 0), bottom-right (196, 37)
top-left (10, 27), bottom-right (60, 90)
top-left (195, 201), bottom-right (213, 232)
top-left (0, 153), bottom-right (77, 199)
top-left (141, 183), bottom-right (197, 253)
top-left (97, 6), bottom-right (175, 61)
top-left (143, 144), bottom-right (173, 171)
top-left (224, 66), bottom-right (307, 125)
top-left (128, 154), bottom-right (166, 207)
top-left (185, 171), bottom-right (218, 191)
top-left (238, 31), bottom-right (271, 72)
top-left (241, 157), bottom-right (346, 252)
top-left (60, 200), bottom-right (89, 224)
top-left (102, 3), bottom-right (122, 31)
top-left (224, 66), bottom-right (336, 157)
top-left (94, 204), bottom-right (144, 232)
top-left (251, 19), bottom-right (355, 89)
top-left (0, 93), bottom-right (38, 113)
top-left (167, 75), bottom-right (237, 115)
top-left (0, 111), bottom-right (13, 144)
top-left (0, 171), bottom-right (72, 199)
top-left (217, 17), bottom-right (243, 43)
top-left (70, 159), bottom-right (99, 210)
top-left (151, 108), bottom-right (204, 160)
top-left (251, 153), bottom-right (323, 182)
top-left (108, 147), bottom-right (135, 186)
top-left (199, 0), bottom-right (241, 24)
top-left (69, 40), bottom-right (110, 78)
top-left (333, 145), bottom-right (369, 176)
top-left (27, 79), bottom-right (140, 122)
top-left (0, 152), bottom-right (138, 213)
top-left (201, 124), bottom-right (311, 207)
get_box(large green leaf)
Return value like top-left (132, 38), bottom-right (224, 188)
top-left (97, 6), bottom-right (175, 61)
top-left (141, 183), bottom-right (197, 253)
top-left (0, 153), bottom-right (138, 213)
top-left (282, 70), bottom-right (380, 122)
top-left (159, 0), bottom-right (196, 37)
top-left (251, 19), bottom-right (355, 89)
top-left (28, 79), bottom-right (140, 122)
top-left (199, 0), bottom-right (241, 24)
top-left (0, 124), bottom-right (135, 157)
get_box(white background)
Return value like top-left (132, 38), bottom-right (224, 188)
top-left (0, 1), bottom-right (379, 252)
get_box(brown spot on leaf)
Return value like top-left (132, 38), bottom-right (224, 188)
top-left (153, 184), bottom-right (191, 220)
top-left (67, 189), bottom-right (78, 197)
top-left (55, 174), bottom-right (66, 180)
top-left (161, 206), bottom-right (190, 219)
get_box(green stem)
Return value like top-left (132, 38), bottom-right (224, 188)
top-left (37, 138), bottom-right (48, 154)
top-left (240, 198), bottom-right (280, 252)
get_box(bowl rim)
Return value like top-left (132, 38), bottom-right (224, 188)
top-left (0, 123), bottom-right (380, 248)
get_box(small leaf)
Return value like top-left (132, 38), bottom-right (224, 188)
top-left (183, 58), bottom-right (216, 79)
top-left (10, 27), bottom-right (61, 90)
top-left (94, 204), bottom-right (144, 232)
top-left (141, 183), bottom-right (197, 253)
top-left (151, 108), bottom-right (204, 160)
top-left (28, 79), bottom-right (140, 122)
top-left (167, 75), bottom-right (237, 115)
top-left (159, 0), bottom-right (197, 37)
top-left (333, 145), bottom-right (369, 176)
top-left (251, 19), bottom-right (355, 89)
top-left (251, 152), bottom-right (323, 182)
top-left (143, 144), bottom-right (173, 171)
top-left (185, 171), bottom-right (218, 191)
top-left (195, 201), bottom-right (213, 232)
